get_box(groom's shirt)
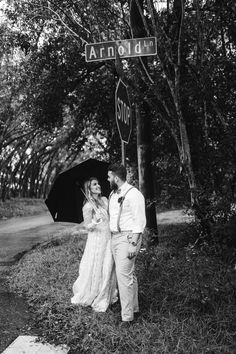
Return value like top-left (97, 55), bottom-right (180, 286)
top-left (109, 181), bottom-right (146, 233)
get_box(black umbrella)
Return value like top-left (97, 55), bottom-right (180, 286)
top-left (45, 158), bottom-right (110, 223)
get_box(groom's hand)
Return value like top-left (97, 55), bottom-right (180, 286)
top-left (128, 244), bottom-right (137, 259)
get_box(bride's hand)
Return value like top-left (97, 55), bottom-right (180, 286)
top-left (87, 220), bottom-right (96, 231)
top-left (94, 210), bottom-right (102, 219)
top-left (93, 211), bottom-right (103, 224)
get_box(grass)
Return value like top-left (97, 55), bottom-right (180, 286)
top-left (8, 226), bottom-right (236, 354)
top-left (0, 198), bottom-right (47, 219)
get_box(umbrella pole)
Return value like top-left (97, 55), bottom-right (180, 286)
top-left (80, 188), bottom-right (99, 213)
top-left (80, 188), bottom-right (107, 219)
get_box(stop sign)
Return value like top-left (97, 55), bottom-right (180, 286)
top-left (115, 79), bottom-right (132, 143)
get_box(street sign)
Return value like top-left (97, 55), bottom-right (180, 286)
top-left (85, 37), bottom-right (157, 62)
top-left (115, 79), bottom-right (132, 144)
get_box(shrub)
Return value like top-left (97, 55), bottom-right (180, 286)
top-left (0, 198), bottom-right (47, 219)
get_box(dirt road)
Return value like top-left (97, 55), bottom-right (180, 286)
top-left (0, 213), bottom-right (79, 264)
top-left (0, 213), bottom-right (53, 233)
top-left (0, 209), bottom-right (193, 264)
top-left (0, 213), bottom-right (81, 352)
top-left (156, 209), bottom-right (193, 225)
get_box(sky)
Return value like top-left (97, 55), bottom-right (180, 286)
top-left (0, 0), bottom-right (7, 24)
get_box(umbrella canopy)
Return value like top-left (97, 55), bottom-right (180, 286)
top-left (45, 158), bottom-right (110, 223)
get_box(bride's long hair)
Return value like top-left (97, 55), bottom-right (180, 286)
top-left (83, 177), bottom-right (105, 209)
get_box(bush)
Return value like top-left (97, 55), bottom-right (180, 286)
top-left (0, 198), bottom-right (47, 219)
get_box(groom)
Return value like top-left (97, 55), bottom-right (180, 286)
top-left (107, 164), bottom-right (146, 323)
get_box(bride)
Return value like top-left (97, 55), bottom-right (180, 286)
top-left (71, 177), bottom-right (117, 312)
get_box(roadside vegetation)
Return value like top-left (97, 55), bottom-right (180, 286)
top-left (1, 1), bottom-right (235, 351)
top-left (8, 223), bottom-right (236, 354)
top-left (0, 198), bottom-right (47, 219)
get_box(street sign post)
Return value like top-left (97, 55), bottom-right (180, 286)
top-left (85, 36), bottom-right (156, 164)
top-left (85, 37), bottom-right (157, 62)
top-left (115, 79), bottom-right (132, 165)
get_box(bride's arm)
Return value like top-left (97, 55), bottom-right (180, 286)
top-left (101, 196), bottom-right (108, 210)
top-left (82, 203), bottom-right (96, 231)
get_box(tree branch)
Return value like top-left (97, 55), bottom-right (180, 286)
top-left (32, 1), bottom-right (89, 44)
top-left (133, 0), bottom-right (151, 36)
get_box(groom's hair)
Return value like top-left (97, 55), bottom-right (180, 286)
top-left (108, 164), bottom-right (127, 181)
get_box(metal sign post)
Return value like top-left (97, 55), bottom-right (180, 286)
top-left (85, 37), bottom-right (157, 165)
top-left (121, 140), bottom-right (126, 166)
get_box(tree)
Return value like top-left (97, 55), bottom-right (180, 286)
top-left (1, 0), bottom-right (235, 243)
top-left (129, 0), bottom-right (158, 234)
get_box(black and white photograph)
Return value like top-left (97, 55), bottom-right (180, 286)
top-left (0, 0), bottom-right (235, 353)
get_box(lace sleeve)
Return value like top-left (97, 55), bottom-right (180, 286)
top-left (82, 202), bottom-right (93, 226)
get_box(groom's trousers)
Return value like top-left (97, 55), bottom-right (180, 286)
top-left (111, 231), bottom-right (142, 322)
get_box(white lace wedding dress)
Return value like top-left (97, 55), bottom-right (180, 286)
top-left (71, 197), bottom-right (117, 312)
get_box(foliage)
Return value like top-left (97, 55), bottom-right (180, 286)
top-left (0, 198), bottom-right (47, 219)
top-left (189, 194), bottom-right (236, 261)
top-left (8, 230), bottom-right (236, 354)
top-left (0, 2), bottom-right (119, 199)
top-left (0, 0), bottom-right (236, 244)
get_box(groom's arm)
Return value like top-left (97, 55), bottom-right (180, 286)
top-left (127, 190), bottom-right (146, 259)
top-left (130, 190), bottom-right (146, 239)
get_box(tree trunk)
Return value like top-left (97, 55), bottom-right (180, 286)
top-left (136, 104), bottom-right (158, 238)
top-left (130, 0), bottom-right (158, 239)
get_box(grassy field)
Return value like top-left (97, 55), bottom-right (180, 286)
top-left (8, 225), bottom-right (236, 354)
top-left (0, 198), bottom-right (47, 219)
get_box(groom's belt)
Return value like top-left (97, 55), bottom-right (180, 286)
top-left (111, 230), bottom-right (132, 235)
